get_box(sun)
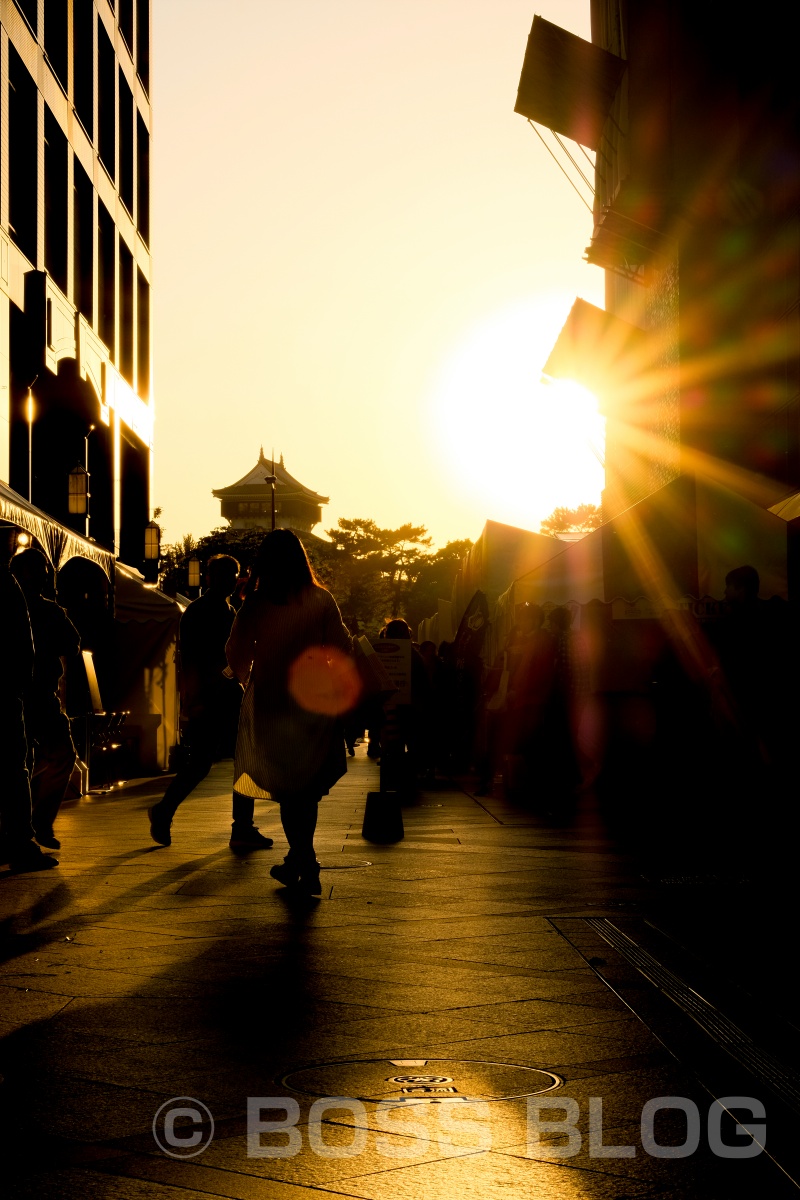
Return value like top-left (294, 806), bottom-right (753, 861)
top-left (429, 297), bottom-right (605, 531)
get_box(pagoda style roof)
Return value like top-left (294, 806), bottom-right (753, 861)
top-left (212, 449), bottom-right (329, 504)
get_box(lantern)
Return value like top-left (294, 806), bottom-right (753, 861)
top-left (144, 520), bottom-right (161, 561)
top-left (68, 464), bottom-right (90, 515)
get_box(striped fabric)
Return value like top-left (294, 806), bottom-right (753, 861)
top-left (226, 585), bottom-right (353, 798)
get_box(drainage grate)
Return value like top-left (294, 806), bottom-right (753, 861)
top-left (584, 917), bottom-right (800, 1116)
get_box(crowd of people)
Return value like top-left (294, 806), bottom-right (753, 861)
top-left (1, 525), bottom-right (792, 881)
top-left (0, 546), bottom-right (80, 872)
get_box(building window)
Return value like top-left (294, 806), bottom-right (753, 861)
top-left (136, 112), bottom-right (150, 243)
top-left (8, 45), bottom-right (38, 266)
top-left (98, 200), bottom-right (116, 355)
top-left (137, 268), bottom-right (150, 399)
top-left (44, 108), bottom-right (68, 294)
top-left (13, 0), bottom-right (38, 36)
top-left (73, 0), bottom-right (94, 139)
top-left (137, 0), bottom-right (150, 93)
top-left (73, 158), bottom-right (94, 322)
top-left (119, 0), bottom-right (134, 56)
top-left (98, 21), bottom-right (116, 180)
top-left (119, 71), bottom-right (134, 215)
top-left (43, 0), bottom-right (69, 92)
top-left (236, 502), bottom-right (271, 517)
top-left (119, 240), bottom-right (134, 384)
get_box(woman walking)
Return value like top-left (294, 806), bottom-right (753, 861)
top-left (226, 530), bottom-right (357, 894)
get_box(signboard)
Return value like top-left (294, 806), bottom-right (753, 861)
top-left (611, 597), bottom-right (660, 620)
top-left (370, 638), bottom-right (412, 704)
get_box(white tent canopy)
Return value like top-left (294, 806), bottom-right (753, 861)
top-left (0, 479), bottom-right (114, 579)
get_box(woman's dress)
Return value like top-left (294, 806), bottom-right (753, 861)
top-left (226, 586), bottom-right (352, 798)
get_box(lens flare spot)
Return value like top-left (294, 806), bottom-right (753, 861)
top-left (288, 645), bottom-right (361, 716)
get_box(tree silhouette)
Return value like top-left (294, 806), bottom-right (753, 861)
top-left (540, 503), bottom-right (602, 535)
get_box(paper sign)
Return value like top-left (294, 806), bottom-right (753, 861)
top-left (371, 638), bottom-right (412, 703)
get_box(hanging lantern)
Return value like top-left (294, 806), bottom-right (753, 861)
top-left (187, 558), bottom-right (201, 589)
top-left (68, 464), bottom-right (90, 515)
top-left (144, 520), bottom-right (161, 561)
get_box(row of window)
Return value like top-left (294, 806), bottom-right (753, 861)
top-left (96, 199), bottom-right (151, 398)
top-left (8, 41), bottom-right (150, 263)
top-left (235, 502), bottom-right (282, 517)
top-left (10, 6), bottom-right (151, 240)
top-left (7, 71), bottom-right (150, 397)
top-left (15, 0), bottom-right (150, 95)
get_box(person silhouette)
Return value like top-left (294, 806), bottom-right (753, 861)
top-left (147, 555), bottom-right (273, 850)
top-left (10, 548), bottom-right (80, 850)
top-left (226, 530), bottom-right (355, 895)
top-left (0, 551), bottom-right (58, 871)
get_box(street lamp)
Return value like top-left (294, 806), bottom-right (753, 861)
top-left (27, 376), bottom-right (37, 502)
top-left (264, 453), bottom-right (277, 531)
top-left (83, 424), bottom-right (95, 538)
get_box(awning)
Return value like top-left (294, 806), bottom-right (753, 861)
top-left (492, 474), bottom-right (788, 618)
top-left (585, 206), bottom-right (669, 274)
top-left (115, 563), bottom-right (185, 623)
top-left (490, 531), bottom-right (604, 660)
top-left (696, 479), bottom-right (787, 600)
top-left (451, 519), bottom-right (566, 630)
top-left (514, 16), bottom-right (626, 149)
top-left (0, 480), bottom-right (115, 579)
top-left (768, 490), bottom-right (800, 523)
top-left (542, 298), bottom-right (646, 408)
top-left (507, 527), bottom-right (606, 608)
top-left (604, 475), bottom-right (788, 604)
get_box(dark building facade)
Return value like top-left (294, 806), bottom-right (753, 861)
top-left (1, 0), bottom-right (152, 566)
top-left (517, 2), bottom-right (800, 598)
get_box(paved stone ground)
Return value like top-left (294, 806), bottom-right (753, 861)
top-left (1, 748), bottom-right (798, 1197)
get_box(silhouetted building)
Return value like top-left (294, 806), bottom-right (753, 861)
top-left (517, 3), bottom-right (800, 599)
top-left (1, 0), bottom-right (152, 565)
top-left (213, 449), bottom-right (329, 536)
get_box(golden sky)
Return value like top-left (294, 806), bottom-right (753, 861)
top-left (152, 0), bottom-right (604, 548)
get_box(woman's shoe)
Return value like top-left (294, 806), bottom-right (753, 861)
top-left (34, 828), bottom-right (60, 850)
top-left (298, 867), bottom-right (322, 896)
top-left (270, 858), bottom-right (322, 894)
top-left (270, 861), bottom-right (301, 887)
top-left (230, 824), bottom-right (274, 850)
top-left (147, 806), bottom-right (172, 846)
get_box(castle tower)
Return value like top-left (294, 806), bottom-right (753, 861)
top-left (212, 449), bottom-right (328, 534)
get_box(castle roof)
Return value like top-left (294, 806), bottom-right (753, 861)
top-left (212, 449), bottom-right (329, 504)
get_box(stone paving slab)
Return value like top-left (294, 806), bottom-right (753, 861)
top-left (1, 749), bottom-right (798, 1196)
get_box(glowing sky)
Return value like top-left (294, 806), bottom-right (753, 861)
top-left (152, 0), bottom-right (604, 548)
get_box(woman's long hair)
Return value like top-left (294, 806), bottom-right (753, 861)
top-left (244, 529), bottom-right (320, 604)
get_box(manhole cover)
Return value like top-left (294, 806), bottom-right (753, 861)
top-left (282, 1059), bottom-right (561, 1104)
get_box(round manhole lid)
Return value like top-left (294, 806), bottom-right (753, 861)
top-left (282, 1058), bottom-right (561, 1104)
